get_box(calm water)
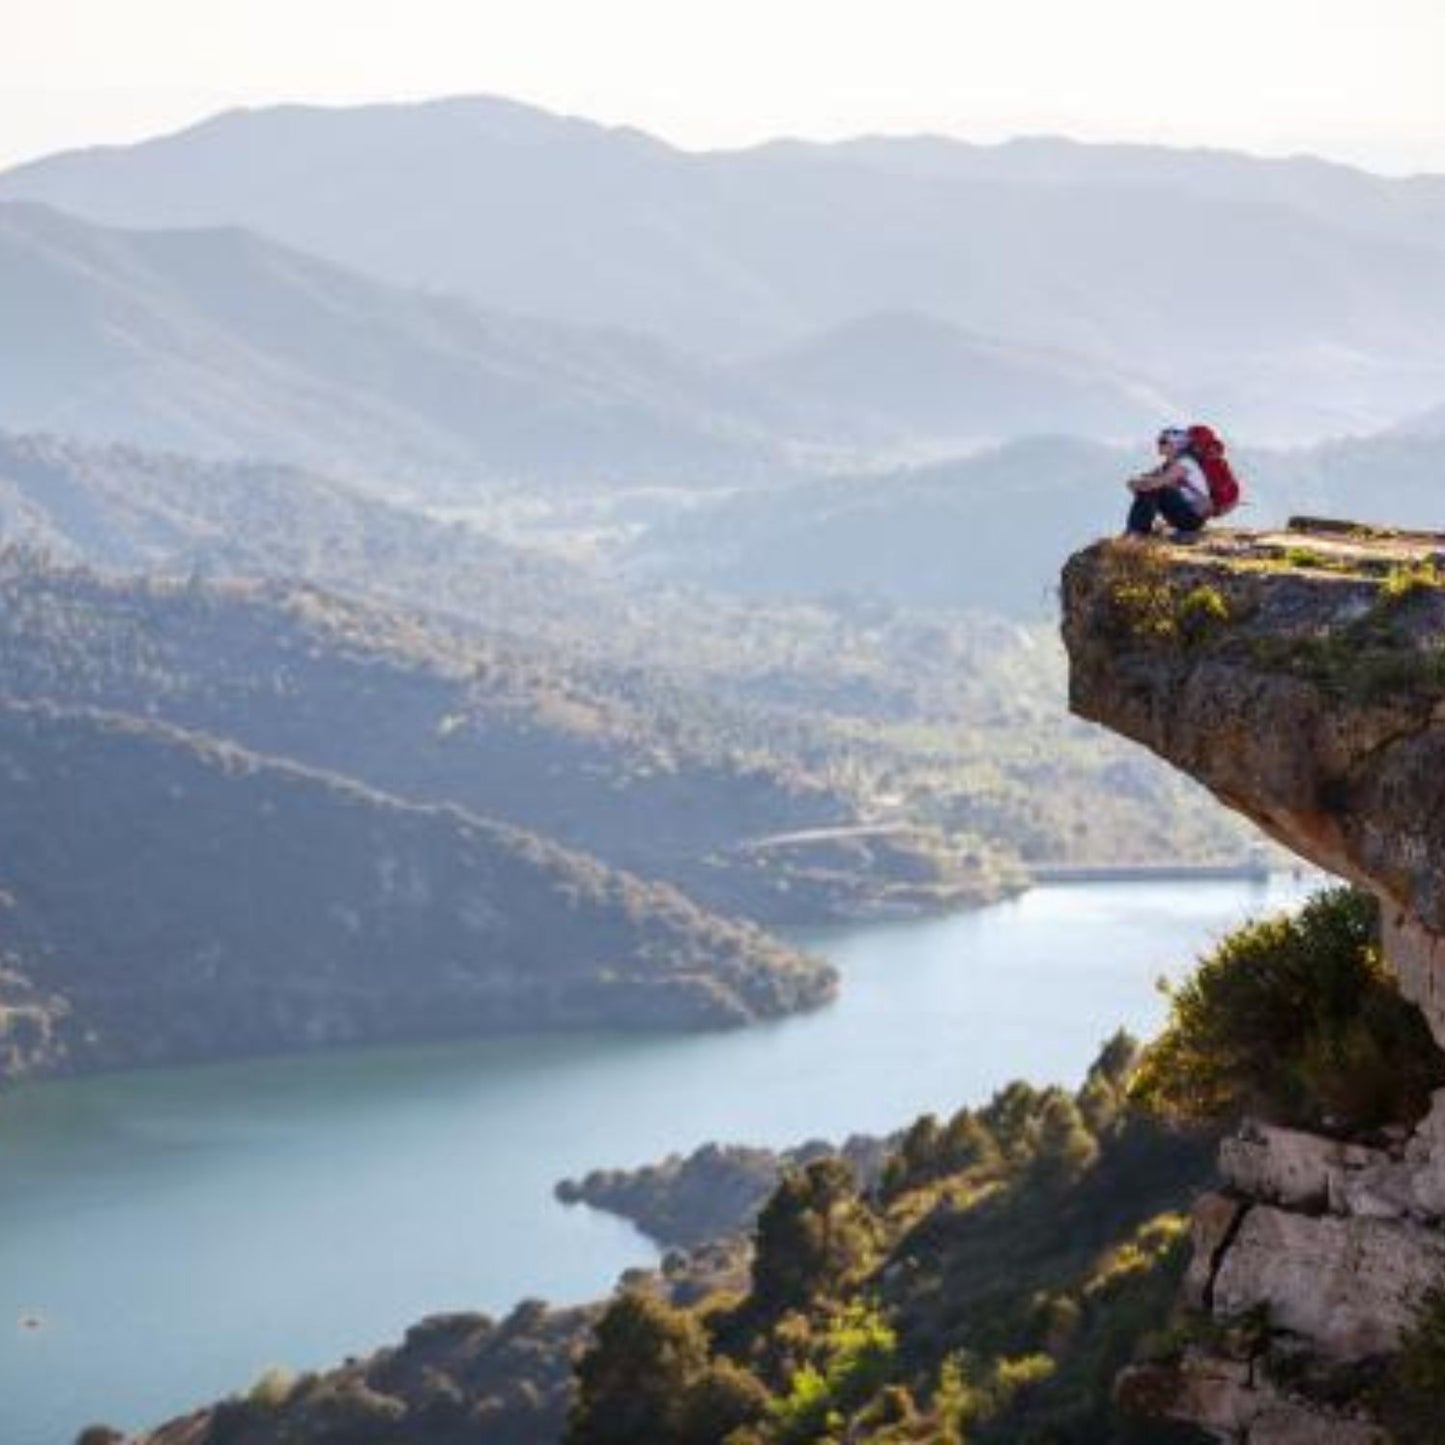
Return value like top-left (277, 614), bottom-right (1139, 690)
top-left (0, 875), bottom-right (1315, 1443)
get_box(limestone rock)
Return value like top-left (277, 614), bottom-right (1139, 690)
top-left (1183, 1192), bottom-right (1248, 1310)
top-left (1218, 1120), bottom-right (1392, 1213)
top-left (1212, 1205), bottom-right (1445, 1358)
top-left (1116, 1357), bottom-right (1389, 1444)
top-left (1062, 523), bottom-right (1445, 1039)
top-left (1063, 522), bottom-right (1445, 1439)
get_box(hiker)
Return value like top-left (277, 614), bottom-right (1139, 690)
top-left (1124, 424), bottom-right (1242, 539)
top-left (1124, 428), bottom-right (1211, 539)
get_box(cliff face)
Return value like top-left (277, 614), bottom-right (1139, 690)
top-left (1063, 520), bottom-right (1445, 1444)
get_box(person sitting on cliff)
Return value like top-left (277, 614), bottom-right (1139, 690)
top-left (1124, 427), bottom-right (1211, 540)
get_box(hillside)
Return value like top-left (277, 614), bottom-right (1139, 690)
top-left (765, 133), bottom-right (1445, 250)
top-left (0, 429), bottom-right (625, 632)
top-left (0, 699), bottom-right (834, 1083)
top-left (626, 437), bottom-right (1133, 616)
top-left (0, 534), bottom-right (1257, 911)
top-left (0, 202), bottom-right (792, 492)
top-left (128, 1034), bottom-right (1217, 1445)
top-left (555, 1134), bottom-right (896, 1251)
top-left (7, 97), bottom-right (1445, 433)
top-left (0, 558), bottom-right (886, 917)
top-left (740, 312), bottom-right (1172, 443)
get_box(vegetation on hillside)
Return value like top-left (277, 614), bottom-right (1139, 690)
top-left (1130, 887), bottom-right (1445, 1133)
top-left (124, 1032), bottom-right (1213, 1445)
top-left (564, 891), bottom-right (1445, 1445)
top-left (0, 700), bottom-right (833, 1083)
top-left (0, 533), bottom-right (1253, 898)
top-left (564, 1033), bottom-right (1214, 1445)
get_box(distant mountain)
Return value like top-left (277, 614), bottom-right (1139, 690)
top-left (7, 97), bottom-right (1445, 434)
top-left (1248, 431), bottom-right (1445, 531)
top-left (1391, 400), bottom-right (1445, 438)
top-left (627, 437), bottom-right (1133, 615)
top-left (0, 699), bottom-right (834, 1082)
top-left (628, 427), bottom-right (1445, 616)
top-left (0, 201), bottom-right (791, 493)
top-left (0, 429), bottom-right (617, 632)
top-left (782, 133), bottom-right (1445, 250)
top-left (743, 312), bottom-right (1174, 442)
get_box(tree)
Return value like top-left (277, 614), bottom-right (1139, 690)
top-left (675, 1358), bottom-right (771, 1444)
top-left (567, 1291), bottom-right (710, 1445)
top-left (1030, 1092), bottom-right (1100, 1187)
top-left (882, 1114), bottom-right (944, 1198)
top-left (751, 1159), bottom-right (875, 1317)
top-left (1076, 1030), bottom-right (1139, 1135)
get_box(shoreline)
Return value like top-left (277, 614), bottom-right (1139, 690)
top-left (1029, 862), bottom-right (1301, 886)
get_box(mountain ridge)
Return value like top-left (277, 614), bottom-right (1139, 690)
top-left (0, 199), bottom-right (794, 491)
top-left (6, 96), bottom-right (1445, 435)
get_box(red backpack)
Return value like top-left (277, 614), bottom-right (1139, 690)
top-left (1186, 424), bottom-right (1241, 517)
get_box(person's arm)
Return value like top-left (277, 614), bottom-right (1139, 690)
top-left (1131, 458), bottom-right (1195, 493)
top-left (1128, 461), bottom-right (1173, 494)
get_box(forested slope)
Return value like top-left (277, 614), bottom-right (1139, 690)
top-left (0, 699), bottom-right (833, 1082)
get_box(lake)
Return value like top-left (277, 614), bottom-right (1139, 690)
top-left (0, 874), bottom-right (1316, 1443)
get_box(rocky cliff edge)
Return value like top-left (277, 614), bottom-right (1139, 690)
top-left (1062, 519), bottom-right (1445, 1444)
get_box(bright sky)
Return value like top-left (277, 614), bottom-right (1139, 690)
top-left (4, 0), bottom-right (1443, 175)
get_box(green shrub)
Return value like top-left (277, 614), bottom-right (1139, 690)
top-left (246, 1365), bottom-right (297, 1410)
top-left (567, 1291), bottom-right (711, 1445)
top-left (1131, 888), bottom-right (1444, 1133)
top-left (1098, 546), bottom-right (1180, 644)
top-left (1175, 585), bottom-right (1230, 646)
top-left (770, 1303), bottom-right (899, 1443)
top-left (751, 1160), bottom-right (878, 1317)
top-left (932, 1350), bottom-right (1056, 1440)
top-left (677, 1359), bottom-right (772, 1444)
top-left (1380, 560), bottom-right (1445, 603)
top-left (1382, 1281), bottom-right (1445, 1443)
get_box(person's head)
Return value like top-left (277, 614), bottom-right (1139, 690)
top-left (1156, 426), bottom-right (1191, 457)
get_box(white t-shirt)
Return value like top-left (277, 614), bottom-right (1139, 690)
top-left (1166, 456), bottom-right (1211, 516)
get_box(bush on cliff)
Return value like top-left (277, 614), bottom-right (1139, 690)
top-left (1130, 888), bottom-right (1445, 1133)
top-left (1383, 1281), bottom-right (1445, 1444)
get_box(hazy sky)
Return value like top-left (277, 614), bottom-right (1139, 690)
top-left (4, 0), bottom-right (1443, 174)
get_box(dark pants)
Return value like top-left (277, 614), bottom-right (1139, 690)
top-left (1127, 487), bottom-right (1206, 536)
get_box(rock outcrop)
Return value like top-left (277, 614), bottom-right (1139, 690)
top-left (1063, 520), bottom-right (1445, 1443)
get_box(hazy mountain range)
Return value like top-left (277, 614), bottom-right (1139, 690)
top-left (0, 201), bottom-right (795, 492)
top-left (0, 200), bottom-right (1185, 490)
top-left (5, 95), bottom-right (1445, 438)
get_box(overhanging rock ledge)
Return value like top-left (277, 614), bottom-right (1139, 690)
top-left (1062, 518), bottom-right (1445, 1444)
